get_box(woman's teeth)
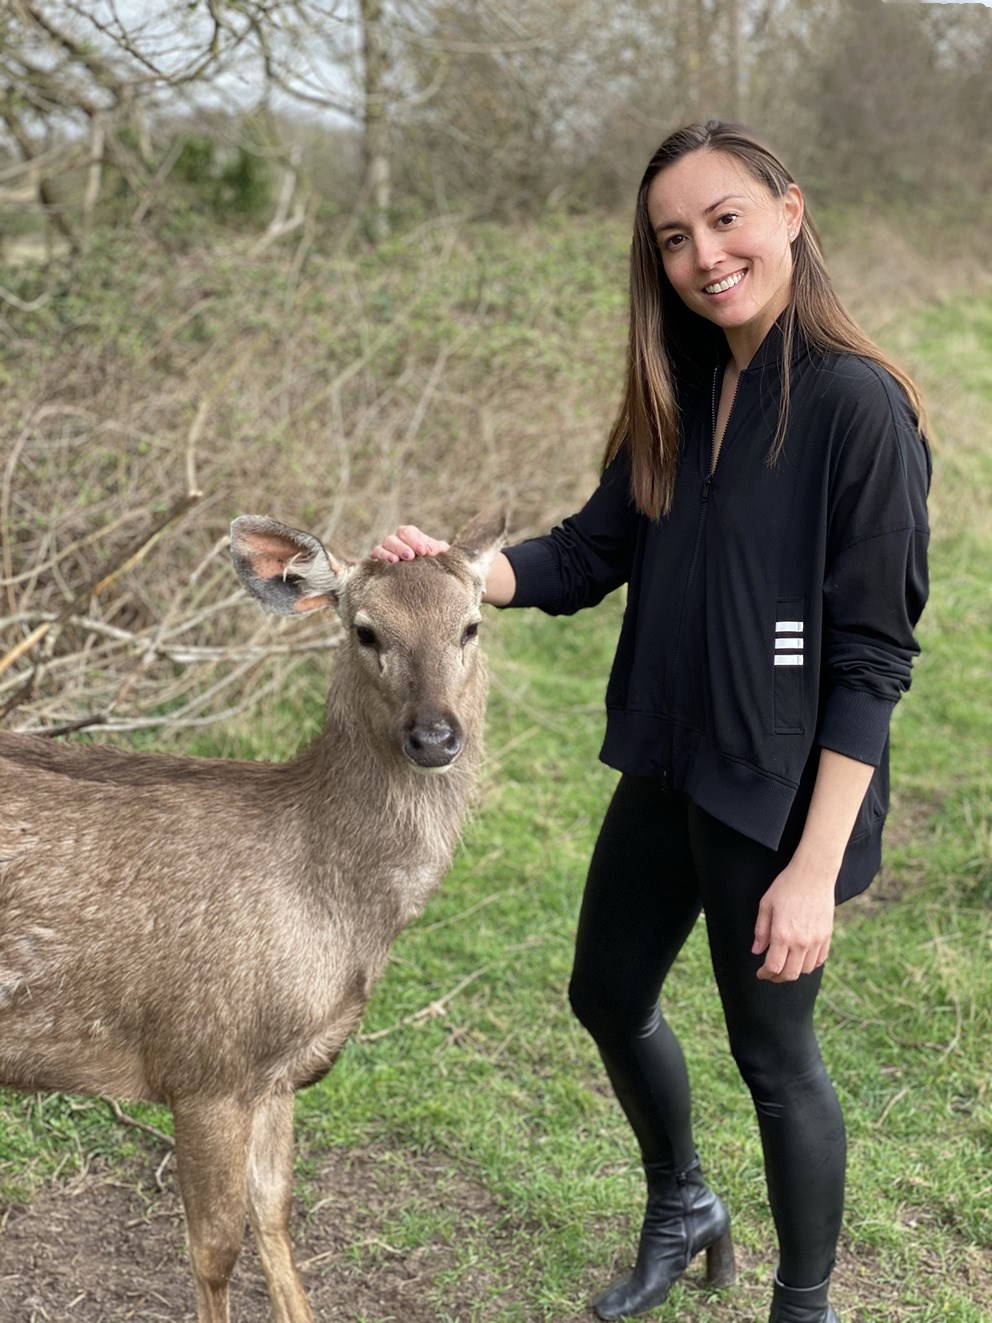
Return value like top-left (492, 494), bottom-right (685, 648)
top-left (704, 271), bottom-right (745, 294)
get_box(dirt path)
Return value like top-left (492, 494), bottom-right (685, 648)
top-left (0, 1146), bottom-right (504, 1323)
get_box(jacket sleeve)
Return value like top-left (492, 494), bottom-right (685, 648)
top-left (816, 369), bottom-right (932, 766)
top-left (502, 449), bottom-right (638, 614)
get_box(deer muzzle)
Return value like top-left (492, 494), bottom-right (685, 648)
top-left (400, 711), bottom-right (464, 770)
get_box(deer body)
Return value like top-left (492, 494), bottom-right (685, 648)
top-left (0, 510), bottom-right (505, 1322)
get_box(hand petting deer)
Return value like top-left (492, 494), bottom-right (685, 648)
top-left (0, 507), bottom-right (505, 1323)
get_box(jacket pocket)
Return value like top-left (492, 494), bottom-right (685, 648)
top-left (773, 598), bottom-right (805, 734)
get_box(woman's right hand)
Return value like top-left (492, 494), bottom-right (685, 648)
top-left (371, 525), bottom-right (451, 563)
top-left (372, 522), bottom-right (517, 605)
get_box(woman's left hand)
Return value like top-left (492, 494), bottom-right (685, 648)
top-left (752, 749), bottom-right (872, 982)
top-left (752, 860), bottom-right (837, 982)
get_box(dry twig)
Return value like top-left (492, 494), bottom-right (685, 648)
top-left (103, 1098), bottom-right (175, 1150)
top-left (356, 966), bottom-right (490, 1043)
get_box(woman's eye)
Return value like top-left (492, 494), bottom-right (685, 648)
top-left (717, 212), bottom-right (739, 226)
top-left (355, 625), bottom-right (378, 648)
top-left (662, 233), bottom-right (685, 250)
top-left (462, 621), bottom-right (480, 644)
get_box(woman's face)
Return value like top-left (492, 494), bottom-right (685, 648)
top-left (646, 149), bottom-right (803, 355)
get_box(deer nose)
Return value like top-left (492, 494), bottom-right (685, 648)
top-left (402, 714), bottom-right (463, 769)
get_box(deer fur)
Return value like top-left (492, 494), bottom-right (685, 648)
top-left (0, 507), bottom-right (506, 1322)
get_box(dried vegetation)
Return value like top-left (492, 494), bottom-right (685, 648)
top-left (0, 219), bottom-right (624, 740)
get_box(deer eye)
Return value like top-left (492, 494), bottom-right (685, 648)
top-left (355, 624), bottom-right (379, 649)
top-left (462, 621), bottom-right (480, 645)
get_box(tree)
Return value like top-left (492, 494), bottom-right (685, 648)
top-left (0, 1), bottom-right (403, 246)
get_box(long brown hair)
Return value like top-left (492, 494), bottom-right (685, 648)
top-left (604, 120), bottom-right (926, 519)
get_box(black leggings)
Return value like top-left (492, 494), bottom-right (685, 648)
top-left (568, 775), bottom-right (845, 1288)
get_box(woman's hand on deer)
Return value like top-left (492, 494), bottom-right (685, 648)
top-left (372, 525), bottom-right (450, 563)
top-left (372, 524), bottom-right (517, 606)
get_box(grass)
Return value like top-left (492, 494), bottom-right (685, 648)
top-left (1, 228), bottom-right (990, 1320)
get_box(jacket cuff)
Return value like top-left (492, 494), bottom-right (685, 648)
top-left (816, 687), bottom-right (897, 767)
top-left (502, 539), bottom-right (563, 610)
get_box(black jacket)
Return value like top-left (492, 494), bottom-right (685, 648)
top-left (503, 327), bottom-right (931, 900)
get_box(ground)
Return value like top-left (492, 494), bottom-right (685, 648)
top-left (0, 1145), bottom-right (510, 1323)
top-left (3, 1146), bottom-right (991, 1321)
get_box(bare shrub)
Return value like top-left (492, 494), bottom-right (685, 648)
top-left (0, 219), bottom-right (624, 741)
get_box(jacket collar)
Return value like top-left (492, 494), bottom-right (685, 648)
top-left (726, 312), bottom-right (813, 378)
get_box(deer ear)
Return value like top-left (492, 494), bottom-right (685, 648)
top-left (449, 504), bottom-right (508, 587)
top-left (230, 517), bottom-right (352, 616)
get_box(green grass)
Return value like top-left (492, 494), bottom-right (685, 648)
top-left (1, 256), bottom-right (990, 1319)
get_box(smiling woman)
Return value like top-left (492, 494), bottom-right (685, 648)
top-left (606, 120), bottom-right (926, 521)
top-left (373, 119), bottom-right (932, 1323)
top-left (647, 151), bottom-right (803, 469)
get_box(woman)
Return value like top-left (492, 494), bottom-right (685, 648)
top-left (374, 120), bottom-right (931, 1323)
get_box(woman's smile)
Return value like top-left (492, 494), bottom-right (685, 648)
top-left (703, 269), bottom-right (747, 297)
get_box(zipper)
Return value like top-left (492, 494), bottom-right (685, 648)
top-left (676, 1167), bottom-right (693, 1268)
top-left (711, 361), bottom-right (742, 474)
top-left (667, 364), bottom-right (737, 719)
top-left (667, 472), bottom-right (712, 702)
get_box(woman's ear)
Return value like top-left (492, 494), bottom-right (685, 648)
top-left (784, 183), bottom-right (804, 242)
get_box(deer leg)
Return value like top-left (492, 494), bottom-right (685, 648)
top-left (172, 1096), bottom-right (254, 1323)
top-left (246, 1089), bottom-right (314, 1323)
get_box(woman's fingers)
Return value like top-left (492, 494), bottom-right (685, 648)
top-left (372, 534), bottom-right (412, 562)
top-left (370, 526), bottom-right (450, 562)
top-left (752, 898), bottom-right (772, 956)
top-left (757, 933), bottom-right (831, 982)
top-left (756, 938), bottom-right (793, 981)
top-left (754, 867), bottom-right (835, 982)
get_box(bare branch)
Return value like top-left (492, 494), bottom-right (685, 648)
top-left (18, 0), bottom-right (131, 105)
top-left (103, 1097), bottom-right (174, 1149)
top-left (0, 101), bottom-right (78, 245)
top-left (0, 284), bottom-right (54, 312)
top-left (356, 965), bottom-right (491, 1043)
top-left (0, 490), bottom-right (202, 682)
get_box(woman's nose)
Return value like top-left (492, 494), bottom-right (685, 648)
top-left (694, 232), bottom-right (725, 270)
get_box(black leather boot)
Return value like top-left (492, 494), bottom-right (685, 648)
top-left (591, 1154), bottom-right (735, 1320)
top-left (769, 1271), bottom-right (840, 1322)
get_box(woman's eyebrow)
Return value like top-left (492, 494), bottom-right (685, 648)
top-left (653, 194), bottom-right (747, 234)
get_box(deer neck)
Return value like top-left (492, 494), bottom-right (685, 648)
top-left (294, 671), bottom-right (481, 926)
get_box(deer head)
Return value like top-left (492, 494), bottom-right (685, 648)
top-left (230, 509), bottom-right (506, 770)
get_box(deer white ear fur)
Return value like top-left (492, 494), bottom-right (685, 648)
top-left (449, 505), bottom-right (508, 589)
top-left (230, 516), bottom-right (353, 616)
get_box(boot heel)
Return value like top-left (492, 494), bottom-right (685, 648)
top-left (705, 1231), bottom-right (737, 1287)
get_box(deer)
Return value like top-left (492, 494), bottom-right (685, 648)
top-left (0, 506), bottom-right (506, 1323)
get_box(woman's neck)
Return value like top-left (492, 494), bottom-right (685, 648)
top-left (723, 296), bottom-right (791, 374)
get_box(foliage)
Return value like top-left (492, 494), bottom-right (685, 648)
top-left (172, 131), bottom-right (273, 225)
top-left (1, 1), bottom-right (989, 243)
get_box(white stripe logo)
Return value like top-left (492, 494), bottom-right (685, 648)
top-left (774, 620), bottom-right (804, 668)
